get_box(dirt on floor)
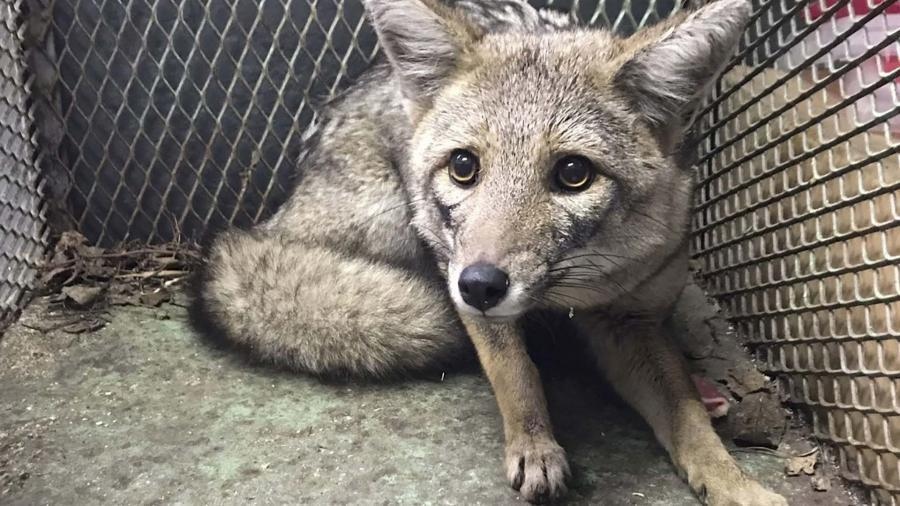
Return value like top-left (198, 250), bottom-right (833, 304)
top-left (0, 279), bottom-right (864, 505)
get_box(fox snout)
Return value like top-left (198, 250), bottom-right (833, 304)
top-left (457, 263), bottom-right (510, 311)
top-left (448, 246), bottom-right (540, 320)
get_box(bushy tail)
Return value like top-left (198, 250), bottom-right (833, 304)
top-left (189, 228), bottom-right (470, 378)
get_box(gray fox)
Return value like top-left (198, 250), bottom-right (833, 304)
top-left (191, 0), bottom-right (788, 504)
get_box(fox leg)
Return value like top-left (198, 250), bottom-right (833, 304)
top-left (581, 317), bottom-right (787, 506)
top-left (461, 317), bottom-right (570, 503)
top-left (192, 227), bottom-right (470, 378)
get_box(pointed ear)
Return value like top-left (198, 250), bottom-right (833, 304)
top-left (614, 0), bottom-right (751, 140)
top-left (364, 0), bottom-right (479, 109)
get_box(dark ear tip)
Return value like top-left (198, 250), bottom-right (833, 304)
top-left (612, 0), bottom-right (754, 138)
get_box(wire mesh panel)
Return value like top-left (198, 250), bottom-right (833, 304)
top-left (43, 0), bottom-right (378, 245)
top-left (35, 0), bottom-right (684, 247)
top-left (692, 0), bottom-right (899, 502)
top-left (0, 0), bottom-right (48, 327)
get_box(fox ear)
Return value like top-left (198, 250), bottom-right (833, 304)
top-left (614, 0), bottom-right (751, 142)
top-left (364, 0), bottom-right (478, 110)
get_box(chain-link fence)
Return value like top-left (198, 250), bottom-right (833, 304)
top-left (36, 0), bottom-right (684, 247)
top-left (0, 0), bottom-right (48, 328)
top-left (691, 0), bottom-right (900, 503)
top-left (1, 0), bottom-right (897, 501)
top-left (42, 0), bottom-right (373, 245)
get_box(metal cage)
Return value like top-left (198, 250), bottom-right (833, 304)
top-left (691, 1), bottom-right (899, 502)
top-left (0, 0), bottom-right (897, 502)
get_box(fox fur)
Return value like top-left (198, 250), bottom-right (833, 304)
top-left (191, 1), bottom-right (789, 504)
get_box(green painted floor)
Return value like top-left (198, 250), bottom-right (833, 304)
top-left (1, 297), bottom-right (860, 505)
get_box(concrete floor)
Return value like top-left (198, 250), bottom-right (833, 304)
top-left (1, 296), bottom-right (861, 505)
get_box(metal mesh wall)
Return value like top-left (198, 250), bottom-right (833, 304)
top-left (35, 0), bottom-right (684, 247)
top-left (43, 0), bottom-right (376, 245)
top-left (0, 0), bottom-right (48, 327)
top-left (691, 0), bottom-right (900, 503)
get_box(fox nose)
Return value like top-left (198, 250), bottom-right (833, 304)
top-left (458, 263), bottom-right (510, 311)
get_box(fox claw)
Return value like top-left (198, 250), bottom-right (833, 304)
top-left (505, 436), bottom-right (570, 503)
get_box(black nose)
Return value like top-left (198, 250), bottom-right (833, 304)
top-left (458, 263), bottom-right (510, 311)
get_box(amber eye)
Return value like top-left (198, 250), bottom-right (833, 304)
top-left (554, 156), bottom-right (594, 192)
top-left (448, 149), bottom-right (479, 186)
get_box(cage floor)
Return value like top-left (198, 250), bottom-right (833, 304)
top-left (0, 294), bottom-right (861, 505)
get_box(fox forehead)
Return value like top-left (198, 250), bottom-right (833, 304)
top-left (414, 49), bottom-right (656, 187)
top-left (420, 32), bottom-right (642, 140)
top-left (423, 97), bottom-right (630, 167)
top-left (468, 30), bottom-right (628, 87)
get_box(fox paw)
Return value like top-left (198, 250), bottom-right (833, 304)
top-left (702, 478), bottom-right (788, 506)
top-left (505, 436), bottom-right (570, 503)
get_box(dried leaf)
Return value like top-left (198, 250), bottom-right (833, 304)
top-left (56, 231), bottom-right (88, 249)
top-left (811, 475), bottom-right (831, 491)
top-left (41, 266), bottom-right (72, 286)
top-left (785, 450), bottom-right (818, 476)
top-left (61, 318), bottom-right (106, 334)
top-left (82, 259), bottom-right (115, 279)
top-left (724, 363), bottom-right (770, 399)
top-left (62, 285), bottom-right (105, 308)
top-left (78, 245), bottom-right (105, 258)
top-left (727, 391), bottom-right (786, 448)
top-left (139, 289), bottom-right (171, 307)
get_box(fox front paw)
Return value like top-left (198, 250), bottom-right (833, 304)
top-left (505, 436), bottom-right (570, 503)
top-left (701, 478), bottom-right (788, 506)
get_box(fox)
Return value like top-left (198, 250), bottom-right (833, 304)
top-left (190, 0), bottom-right (790, 504)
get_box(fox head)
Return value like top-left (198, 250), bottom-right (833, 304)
top-left (364, 0), bottom-right (751, 319)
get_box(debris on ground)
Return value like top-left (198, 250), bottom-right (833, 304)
top-left (20, 313), bottom-right (108, 335)
top-left (61, 285), bottom-right (105, 308)
top-left (37, 231), bottom-right (199, 319)
top-left (812, 475), bottom-right (832, 492)
top-left (727, 391), bottom-right (787, 448)
top-left (672, 281), bottom-right (787, 448)
top-left (785, 449), bottom-right (819, 476)
top-left (723, 363), bottom-right (770, 399)
top-left (139, 289), bottom-right (172, 308)
top-left (0, 420), bottom-right (51, 496)
top-left (0, 299), bottom-right (864, 505)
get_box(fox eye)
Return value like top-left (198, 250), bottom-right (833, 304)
top-left (554, 156), bottom-right (594, 192)
top-left (448, 149), bottom-right (479, 187)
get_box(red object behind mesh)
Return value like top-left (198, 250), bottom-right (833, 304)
top-left (808, 0), bottom-right (900, 20)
